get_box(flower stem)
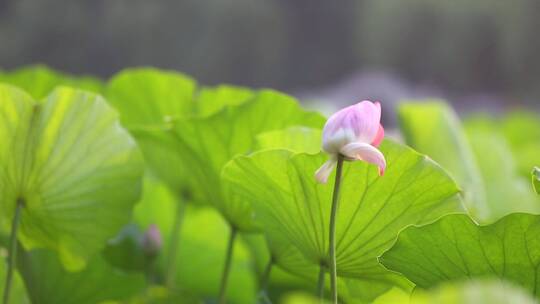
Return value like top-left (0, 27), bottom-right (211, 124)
top-left (317, 263), bottom-right (326, 301)
top-left (259, 257), bottom-right (273, 304)
top-left (328, 155), bottom-right (344, 304)
top-left (218, 225), bottom-right (237, 304)
top-left (3, 198), bottom-right (24, 304)
top-left (166, 196), bottom-right (186, 289)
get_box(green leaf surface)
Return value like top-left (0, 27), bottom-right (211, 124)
top-left (533, 167), bottom-right (540, 194)
top-left (223, 140), bottom-right (462, 283)
top-left (194, 85), bottom-right (254, 117)
top-left (380, 213), bottom-right (540, 300)
top-left (464, 119), bottom-right (540, 217)
top-left (0, 65), bottom-right (103, 99)
top-left (0, 84), bottom-right (143, 270)
top-left (133, 178), bottom-right (258, 303)
top-left (398, 101), bottom-right (487, 221)
top-left (372, 281), bottom-right (538, 304)
top-left (146, 90), bottom-right (325, 231)
top-left (106, 67), bottom-right (196, 126)
top-left (255, 127), bottom-right (322, 154)
top-left (18, 249), bottom-right (145, 304)
top-left (500, 111), bottom-right (540, 176)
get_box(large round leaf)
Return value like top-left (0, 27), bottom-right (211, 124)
top-left (380, 213), bottom-right (540, 300)
top-left (398, 102), bottom-right (540, 223)
top-left (398, 101), bottom-right (488, 221)
top-left (139, 90), bottom-right (325, 231)
top-left (222, 140), bottom-right (462, 281)
top-left (464, 119), bottom-right (539, 217)
top-left (106, 68), bottom-right (196, 127)
top-left (500, 111), bottom-right (540, 176)
top-left (0, 84), bottom-right (143, 270)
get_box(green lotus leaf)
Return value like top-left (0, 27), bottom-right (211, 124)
top-left (380, 213), bottom-right (540, 300)
top-left (0, 65), bottom-right (103, 99)
top-left (533, 167), bottom-right (540, 194)
top-left (133, 178), bottom-right (257, 303)
top-left (194, 85), bottom-right (254, 117)
top-left (255, 127), bottom-right (322, 154)
top-left (106, 67), bottom-right (196, 127)
top-left (222, 140), bottom-right (462, 282)
top-left (17, 249), bottom-right (145, 304)
top-left (464, 119), bottom-right (539, 216)
top-left (372, 280), bottom-right (538, 304)
top-left (128, 126), bottom-right (192, 199)
top-left (0, 84), bottom-right (143, 270)
top-left (152, 90), bottom-right (325, 231)
top-left (500, 111), bottom-right (540, 176)
top-left (398, 101), bottom-right (488, 221)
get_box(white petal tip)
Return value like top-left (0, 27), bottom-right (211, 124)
top-left (315, 159), bottom-right (337, 184)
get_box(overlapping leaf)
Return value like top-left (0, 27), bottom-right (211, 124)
top-left (500, 111), bottom-right (540, 176)
top-left (106, 68), bottom-right (196, 126)
top-left (380, 213), bottom-right (540, 300)
top-left (398, 101), bottom-right (487, 221)
top-left (0, 84), bottom-right (143, 270)
top-left (141, 91), bottom-right (325, 231)
top-left (464, 119), bottom-right (539, 216)
top-left (223, 140), bottom-right (463, 282)
top-left (398, 102), bottom-right (540, 223)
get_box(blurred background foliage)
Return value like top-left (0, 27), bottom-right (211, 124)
top-left (1, 0), bottom-right (539, 110)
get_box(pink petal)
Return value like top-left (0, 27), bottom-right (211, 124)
top-left (340, 142), bottom-right (386, 176)
top-left (315, 158), bottom-right (337, 184)
top-left (371, 124), bottom-right (385, 147)
top-left (322, 100), bottom-right (382, 147)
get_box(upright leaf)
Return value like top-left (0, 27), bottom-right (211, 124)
top-left (380, 213), bottom-right (540, 300)
top-left (398, 101), bottom-right (487, 221)
top-left (501, 111), bottom-right (540, 176)
top-left (223, 140), bottom-right (462, 283)
top-left (464, 118), bottom-right (539, 217)
top-left (106, 67), bottom-right (196, 127)
top-left (159, 90), bottom-right (325, 231)
top-left (0, 84), bottom-right (143, 270)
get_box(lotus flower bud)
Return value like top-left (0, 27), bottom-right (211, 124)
top-left (141, 224), bottom-right (163, 257)
top-left (315, 100), bottom-right (386, 183)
